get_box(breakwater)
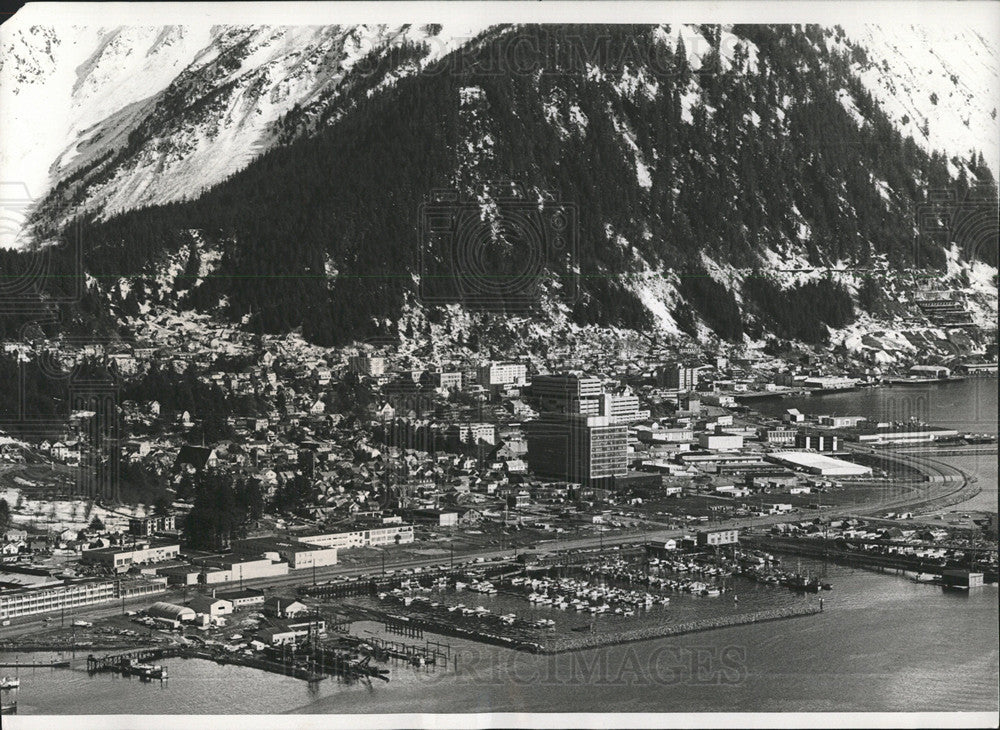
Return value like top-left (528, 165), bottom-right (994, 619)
top-left (539, 604), bottom-right (823, 654)
top-left (357, 603), bottom-right (822, 656)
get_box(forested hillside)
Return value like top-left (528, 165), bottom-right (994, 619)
top-left (10, 24), bottom-right (996, 348)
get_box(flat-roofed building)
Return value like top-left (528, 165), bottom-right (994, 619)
top-left (765, 451), bottom-right (872, 477)
top-left (526, 413), bottom-right (628, 487)
top-left (697, 529), bottom-right (739, 546)
top-left (231, 538), bottom-right (337, 571)
top-left (296, 523), bottom-right (414, 550)
top-left (216, 588), bottom-right (266, 610)
top-left (82, 540), bottom-right (180, 572)
top-left (478, 362), bottom-right (527, 386)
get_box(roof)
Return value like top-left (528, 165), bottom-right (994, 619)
top-left (174, 445), bottom-right (215, 470)
top-left (148, 601), bottom-right (195, 620)
top-left (187, 595), bottom-right (233, 612)
top-left (216, 588), bottom-right (264, 600)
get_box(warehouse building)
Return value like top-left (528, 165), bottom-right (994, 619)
top-left (765, 451), bottom-right (872, 477)
top-left (147, 601), bottom-right (196, 623)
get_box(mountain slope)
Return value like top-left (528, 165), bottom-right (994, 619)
top-left (3, 23), bottom-right (997, 352)
top-left (1, 20), bottom-right (491, 240)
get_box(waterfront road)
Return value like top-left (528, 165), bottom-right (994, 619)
top-left (0, 445), bottom-right (979, 640)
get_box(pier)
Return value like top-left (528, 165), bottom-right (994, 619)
top-left (0, 660), bottom-right (70, 668)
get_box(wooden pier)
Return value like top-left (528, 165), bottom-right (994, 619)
top-left (384, 617), bottom-right (423, 638)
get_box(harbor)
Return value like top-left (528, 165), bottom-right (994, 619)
top-left (0, 555), bottom-right (994, 714)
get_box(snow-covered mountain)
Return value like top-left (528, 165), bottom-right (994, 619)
top-left (835, 24), bottom-right (999, 177)
top-left (1, 17), bottom-right (996, 355)
top-left (2, 16), bottom-right (997, 249)
top-left (1, 18), bottom-right (490, 243)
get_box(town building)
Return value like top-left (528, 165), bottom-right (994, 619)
top-left (187, 595), bottom-right (234, 617)
top-left (795, 433), bottom-right (840, 452)
top-left (231, 538), bottom-right (338, 571)
top-left (526, 413), bottom-right (629, 487)
top-left (296, 523), bottom-right (414, 550)
top-left (765, 452), bottom-right (873, 477)
top-left (407, 509), bottom-right (459, 527)
top-left (81, 540), bottom-right (181, 572)
top-left (348, 355), bottom-right (386, 377)
top-left (478, 362), bottom-right (527, 387)
top-left (147, 601), bottom-right (197, 623)
top-left (657, 363), bottom-right (700, 390)
top-left (263, 597), bottom-right (308, 618)
top-left (758, 427), bottom-right (797, 445)
top-left (698, 433), bottom-right (744, 451)
top-left (128, 515), bottom-right (177, 537)
top-left (697, 529), bottom-right (740, 546)
top-left (0, 578), bottom-right (166, 620)
top-left (215, 588), bottom-right (266, 610)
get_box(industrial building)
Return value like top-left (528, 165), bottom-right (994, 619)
top-left (147, 601), bottom-right (196, 623)
top-left (765, 451), bottom-right (872, 477)
top-left (81, 540), bottom-right (181, 572)
top-left (296, 523), bottom-right (414, 551)
top-left (231, 538), bottom-right (338, 571)
top-left (187, 595), bottom-right (234, 617)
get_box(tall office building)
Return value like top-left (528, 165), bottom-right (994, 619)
top-left (526, 413), bottom-right (629, 487)
top-left (478, 362), bottom-right (528, 387)
top-left (531, 373), bottom-right (644, 424)
top-left (658, 363), bottom-right (700, 390)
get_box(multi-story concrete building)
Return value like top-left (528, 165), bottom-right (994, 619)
top-left (658, 363), bottom-right (700, 390)
top-left (478, 362), bottom-right (527, 387)
top-left (433, 371), bottom-right (464, 390)
top-left (0, 577), bottom-right (166, 620)
top-left (532, 374), bottom-right (645, 424)
top-left (697, 529), bottom-right (740, 547)
top-left (296, 523), bottom-right (415, 551)
top-left (128, 515), bottom-right (177, 537)
top-left (527, 413), bottom-right (629, 487)
top-left (348, 355), bottom-right (386, 377)
top-left (81, 540), bottom-right (181, 571)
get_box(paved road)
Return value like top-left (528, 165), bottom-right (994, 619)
top-left (0, 446), bottom-right (976, 640)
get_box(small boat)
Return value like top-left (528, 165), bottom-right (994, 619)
top-left (0, 677), bottom-right (19, 690)
top-left (701, 588), bottom-right (721, 597)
